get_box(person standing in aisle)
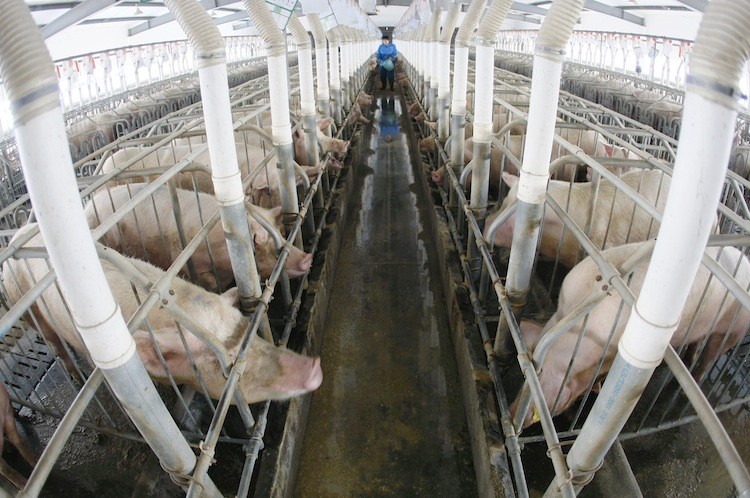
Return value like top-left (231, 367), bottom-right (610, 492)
top-left (377, 35), bottom-right (398, 91)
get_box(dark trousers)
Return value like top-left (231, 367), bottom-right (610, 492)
top-left (380, 66), bottom-right (394, 89)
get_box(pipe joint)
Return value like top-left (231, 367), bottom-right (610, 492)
top-left (686, 74), bottom-right (745, 108)
top-left (211, 172), bottom-right (245, 206)
top-left (618, 305), bottom-right (677, 370)
top-left (516, 171), bottom-right (549, 205)
top-left (534, 43), bottom-right (567, 62)
top-left (76, 305), bottom-right (137, 369)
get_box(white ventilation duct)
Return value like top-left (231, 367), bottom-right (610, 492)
top-left (242, 0), bottom-right (300, 231)
top-left (552, 0), bottom-right (750, 495)
top-left (0, 0), bottom-right (216, 493)
top-left (166, 0), bottom-right (261, 304)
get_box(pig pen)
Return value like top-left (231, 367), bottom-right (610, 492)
top-left (0, 60), bottom-right (364, 496)
top-left (408, 58), bottom-right (750, 497)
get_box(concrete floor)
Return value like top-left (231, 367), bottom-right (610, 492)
top-left (295, 92), bottom-right (477, 497)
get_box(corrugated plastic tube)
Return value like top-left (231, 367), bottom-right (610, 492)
top-left (167, 0), bottom-right (261, 304)
top-left (547, 1), bottom-right (750, 496)
top-left (1, 0), bottom-right (214, 494)
top-left (308, 13), bottom-right (331, 119)
top-left (242, 0), bottom-right (300, 229)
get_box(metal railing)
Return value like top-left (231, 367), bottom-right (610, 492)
top-left (412, 58), bottom-right (750, 496)
top-left (0, 55), bottom-right (368, 495)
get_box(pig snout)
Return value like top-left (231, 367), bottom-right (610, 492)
top-left (431, 167), bottom-right (445, 186)
top-left (286, 248), bottom-right (313, 278)
top-left (328, 157), bottom-right (344, 170)
top-left (419, 137), bottom-right (436, 153)
top-left (239, 333), bottom-right (324, 403)
top-left (278, 354), bottom-right (323, 394)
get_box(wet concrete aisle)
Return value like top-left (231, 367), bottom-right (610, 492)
top-left (295, 94), bottom-right (477, 497)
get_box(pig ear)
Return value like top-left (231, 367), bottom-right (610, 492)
top-left (317, 117), bottom-right (334, 130)
top-left (221, 288), bottom-right (240, 307)
top-left (519, 319), bottom-right (545, 352)
top-left (134, 330), bottom-right (198, 380)
top-left (602, 143), bottom-right (615, 157)
top-left (591, 381), bottom-right (603, 394)
top-left (268, 206), bottom-right (284, 227)
top-left (502, 172), bottom-right (519, 188)
top-left (253, 227), bottom-right (270, 246)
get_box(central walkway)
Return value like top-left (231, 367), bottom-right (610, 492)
top-left (295, 92), bottom-right (477, 496)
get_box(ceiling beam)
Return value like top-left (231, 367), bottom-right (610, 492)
top-left (41, 0), bottom-right (124, 38)
top-left (583, 0), bottom-right (644, 25)
top-left (510, 2), bottom-right (548, 16)
top-left (675, 0), bottom-right (707, 12)
top-left (506, 12), bottom-right (541, 25)
top-left (375, 0), bottom-right (411, 6)
top-left (128, 0), bottom-right (238, 36)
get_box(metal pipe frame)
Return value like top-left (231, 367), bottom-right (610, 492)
top-left (0, 60), bottom-right (332, 495)
top-left (183, 96), bottom-right (359, 496)
top-left (236, 134), bottom-right (346, 497)
top-left (415, 52), bottom-right (750, 495)
top-left (406, 78), bottom-right (576, 498)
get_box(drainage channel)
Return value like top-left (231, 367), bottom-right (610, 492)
top-left (295, 88), bottom-right (477, 496)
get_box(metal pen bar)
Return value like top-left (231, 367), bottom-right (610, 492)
top-left (19, 369), bottom-right (106, 498)
top-left (191, 100), bottom-right (350, 497)
top-left (439, 157), bottom-right (575, 498)
top-left (435, 182), bottom-right (526, 498)
top-left (663, 346), bottom-right (750, 495)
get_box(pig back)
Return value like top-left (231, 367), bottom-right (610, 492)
top-left (547, 169), bottom-right (670, 267)
top-left (529, 243), bottom-right (750, 420)
top-left (84, 184), bottom-right (230, 290)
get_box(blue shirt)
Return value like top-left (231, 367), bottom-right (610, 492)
top-left (376, 43), bottom-right (398, 63)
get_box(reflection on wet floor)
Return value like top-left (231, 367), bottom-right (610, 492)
top-left (295, 94), bottom-right (477, 497)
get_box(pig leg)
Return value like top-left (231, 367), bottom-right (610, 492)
top-left (0, 458), bottom-right (28, 490)
top-left (26, 306), bottom-right (82, 385)
top-left (689, 330), bottom-right (744, 383)
top-left (0, 386), bottom-right (37, 489)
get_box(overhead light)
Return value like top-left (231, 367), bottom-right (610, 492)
top-left (133, 5), bottom-right (143, 15)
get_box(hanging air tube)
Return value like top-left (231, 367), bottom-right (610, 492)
top-left (1, 0), bottom-right (206, 490)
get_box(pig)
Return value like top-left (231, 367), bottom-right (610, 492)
top-left (100, 142), bottom-right (332, 201)
top-left (290, 117), bottom-right (349, 165)
top-left (66, 112), bottom-right (122, 159)
top-left (423, 113), bottom-right (525, 139)
top-left (84, 184), bottom-right (312, 292)
top-left (510, 243), bottom-right (750, 428)
top-left (486, 170), bottom-right (671, 268)
top-left (2, 224), bottom-right (323, 405)
top-left (367, 57), bottom-right (378, 72)
top-left (248, 110), bottom-right (348, 166)
top-left (0, 384), bottom-right (38, 490)
top-left (346, 103), bottom-right (371, 126)
top-left (408, 102), bottom-right (422, 118)
top-left (99, 143), bottom-right (254, 195)
top-left (356, 92), bottom-right (374, 108)
top-left (427, 136), bottom-right (522, 187)
top-left (428, 131), bottom-right (639, 187)
top-left (249, 162), bottom-right (326, 209)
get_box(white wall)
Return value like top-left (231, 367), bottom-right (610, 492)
top-left (44, 19), bottom-right (262, 61)
top-left (502, 8), bottom-right (701, 42)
